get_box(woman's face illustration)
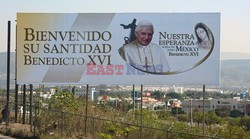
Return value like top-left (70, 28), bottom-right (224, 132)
top-left (196, 27), bottom-right (207, 41)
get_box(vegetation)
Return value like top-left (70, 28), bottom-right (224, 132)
top-left (230, 109), bottom-right (243, 118)
top-left (151, 90), bottom-right (164, 100)
top-left (215, 108), bottom-right (230, 118)
top-left (0, 88), bottom-right (250, 138)
top-left (166, 92), bottom-right (182, 100)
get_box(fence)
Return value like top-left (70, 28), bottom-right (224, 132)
top-left (0, 99), bottom-right (228, 139)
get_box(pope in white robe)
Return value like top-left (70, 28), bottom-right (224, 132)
top-left (118, 20), bottom-right (170, 73)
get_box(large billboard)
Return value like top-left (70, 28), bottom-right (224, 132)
top-left (17, 13), bottom-right (220, 85)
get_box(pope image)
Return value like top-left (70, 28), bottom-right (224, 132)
top-left (118, 20), bottom-right (170, 73)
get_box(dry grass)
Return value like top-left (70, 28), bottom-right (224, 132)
top-left (0, 123), bottom-right (36, 138)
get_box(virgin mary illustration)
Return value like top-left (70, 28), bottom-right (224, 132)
top-left (194, 23), bottom-right (214, 50)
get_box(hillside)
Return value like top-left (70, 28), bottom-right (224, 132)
top-left (0, 52), bottom-right (15, 88)
top-left (221, 52), bottom-right (250, 60)
top-left (221, 59), bottom-right (250, 88)
top-left (0, 52), bottom-right (15, 74)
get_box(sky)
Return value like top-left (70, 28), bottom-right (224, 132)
top-left (0, 0), bottom-right (250, 54)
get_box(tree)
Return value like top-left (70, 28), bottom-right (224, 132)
top-left (116, 98), bottom-right (130, 112)
top-left (206, 111), bottom-right (221, 125)
top-left (155, 111), bottom-right (171, 120)
top-left (230, 109), bottom-right (242, 118)
top-left (228, 117), bottom-right (241, 126)
top-left (240, 116), bottom-right (250, 131)
top-left (215, 108), bottom-right (230, 118)
top-left (135, 109), bottom-right (159, 127)
top-left (37, 91), bottom-right (82, 136)
top-left (217, 124), bottom-right (247, 138)
top-left (171, 107), bottom-right (185, 115)
top-left (49, 91), bottom-right (80, 112)
top-left (151, 90), bottom-right (163, 100)
top-left (166, 92), bottom-right (181, 100)
top-left (193, 109), bottom-right (203, 125)
top-left (177, 114), bottom-right (188, 122)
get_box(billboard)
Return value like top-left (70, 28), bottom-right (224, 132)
top-left (17, 13), bottom-right (220, 85)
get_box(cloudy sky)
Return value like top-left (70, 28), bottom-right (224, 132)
top-left (0, 0), bottom-right (249, 54)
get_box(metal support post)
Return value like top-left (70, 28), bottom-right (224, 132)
top-left (30, 84), bottom-right (33, 131)
top-left (203, 85), bottom-right (205, 138)
top-left (23, 84), bottom-right (26, 124)
top-left (15, 84), bottom-right (18, 123)
top-left (15, 20), bottom-right (18, 123)
top-left (140, 85), bottom-right (143, 139)
top-left (133, 85), bottom-right (135, 119)
top-left (6, 21), bottom-right (11, 126)
top-left (85, 84), bottom-right (89, 136)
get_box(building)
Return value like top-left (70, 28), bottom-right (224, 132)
top-left (210, 99), bottom-right (238, 110)
top-left (97, 95), bottom-right (121, 106)
top-left (73, 86), bottom-right (98, 101)
top-left (135, 97), bottom-right (158, 109)
top-left (135, 96), bottom-right (168, 110)
top-left (182, 98), bottom-right (250, 115)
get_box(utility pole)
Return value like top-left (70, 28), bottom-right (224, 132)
top-left (190, 97), bottom-right (193, 127)
top-left (133, 85), bottom-right (135, 119)
top-left (202, 85), bottom-right (205, 138)
top-left (6, 21), bottom-right (11, 126)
